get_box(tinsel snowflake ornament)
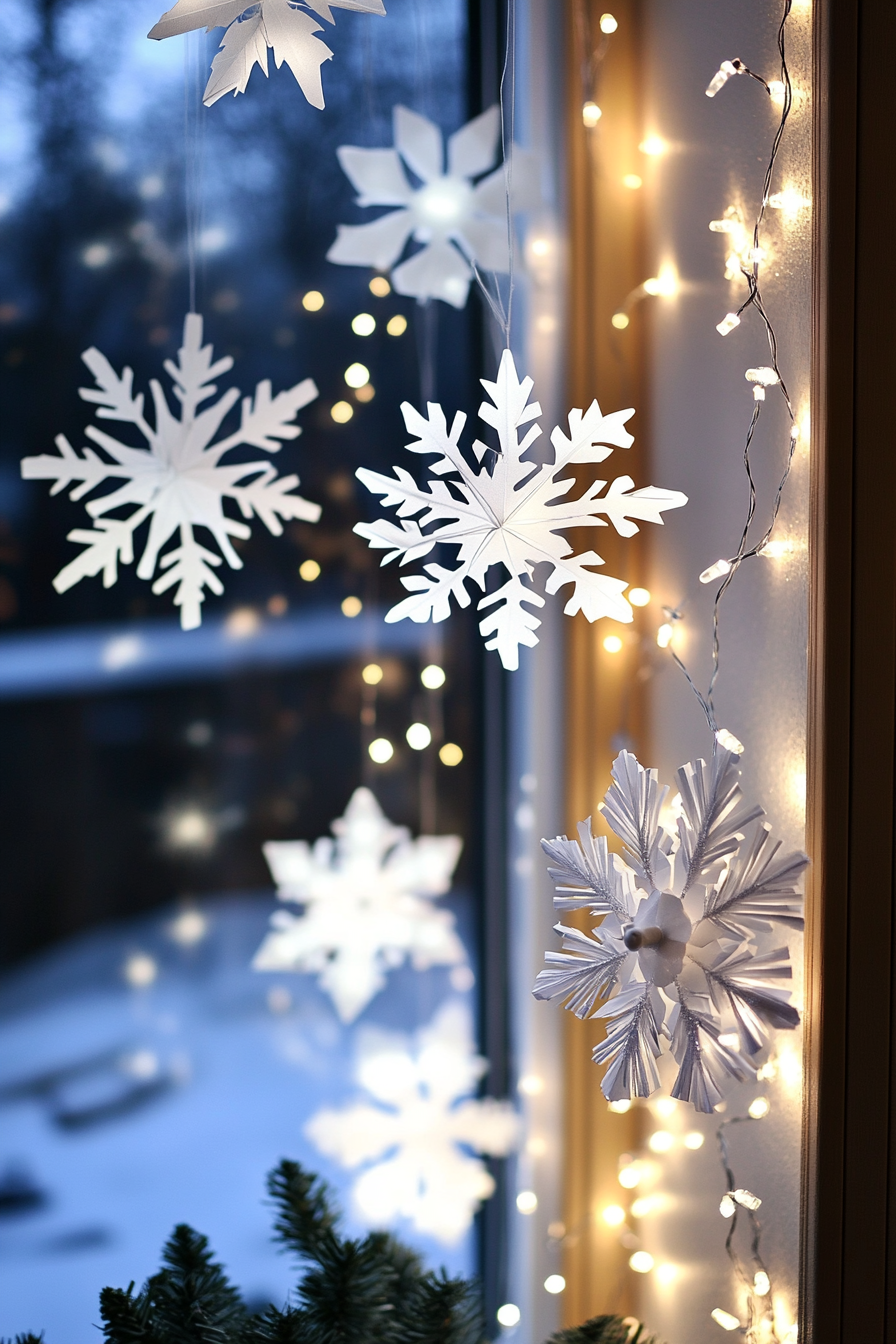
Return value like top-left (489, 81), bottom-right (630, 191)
top-left (354, 349), bottom-right (687, 670)
top-left (148, 0), bottom-right (385, 109)
top-left (327, 105), bottom-right (538, 308)
top-left (305, 1001), bottom-right (520, 1243)
top-left (21, 315), bottom-right (320, 630)
top-left (253, 788), bottom-right (465, 1022)
top-left (534, 749), bottom-right (807, 1112)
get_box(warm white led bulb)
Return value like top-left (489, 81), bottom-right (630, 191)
top-left (745, 365), bottom-right (780, 386)
top-left (656, 622), bottom-right (674, 649)
top-left (715, 727), bottom-right (744, 755)
top-left (582, 102), bottom-right (602, 128)
top-left (629, 1252), bottom-right (654, 1274)
top-left (406, 722), bottom-right (432, 751)
top-left (706, 59), bottom-right (740, 97)
top-left (716, 312), bottom-right (741, 336)
top-left (648, 1130), bottom-right (674, 1153)
top-left (753, 1271), bottom-right (771, 1297)
top-left (700, 558), bottom-right (732, 585)
top-left (602, 1204), bottom-right (626, 1227)
top-left (711, 1309), bottom-right (741, 1331)
top-left (719, 1195), bottom-right (736, 1218)
top-left (421, 663), bottom-right (446, 689)
top-left (544, 1275), bottom-right (566, 1295)
top-left (599, 12), bottom-right (618, 32)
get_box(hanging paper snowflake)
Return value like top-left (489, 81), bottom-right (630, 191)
top-left (354, 349), bottom-right (687, 670)
top-left (253, 787), bottom-right (465, 1023)
top-left (148, 0), bottom-right (386, 110)
top-left (534, 749), bottom-right (807, 1112)
top-left (305, 1001), bottom-right (520, 1243)
top-left (327, 105), bottom-right (538, 308)
top-left (21, 314), bottom-right (320, 630)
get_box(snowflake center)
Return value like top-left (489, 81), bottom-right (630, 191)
top-left (414, 177), bottom-right (473, 231)
top-left (623, 924), bottom-right (663, 951)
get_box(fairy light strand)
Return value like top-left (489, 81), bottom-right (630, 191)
top-left (666, 0), bottom-right (800, 741)
top-left (716, 1113), bottom-right (781, 1342)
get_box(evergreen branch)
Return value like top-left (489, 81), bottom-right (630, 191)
top-left (267, 1160), bottom-right (340, 1261)
top-left (148, 1224), bottom-right (246, 1344)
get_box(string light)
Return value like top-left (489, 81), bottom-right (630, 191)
top-left (406, 722), bottom-right (431, 750)
top-left (608, 1098), bottom-right (632, 1113)
top-left (386, 314), bottom-right (407, 336)
top-left (599, 12), bottom-right (618, 33)
top-left (628, 586), bottom-right (651, 606)
top-left (602, 1204), bottom-right (626, 1226)
top-left (648, 1130), bottom-right (674, 1153)
top-left (421, 664), bottom-right (446, 688)
top-left (368, 737), bottom-right (393, 764)
top-left (362, 663), bottom-right (383, 685)
top-left (629, 1251), bottom-right (654, 1274)
top-left (341, 596), bottom-right (362, 617)
top-left (683, 1131), bottom-right (705, 1150)
top-left (344, 362), bottom-right (370, 388)
top-left (623, 173), bottom-right (643, 190)
top-left (753, 1271), bottom-right (771, 1297)
top-left (496, 1304), bottom-right (521, 1328)
top-left (705, 58), bottom-right (743, 98)
top-left (639, 134), bottom-right (668, 156)
top-left (758, 538), bottom-right (793, 560)
top-left (302, 290), bottom-right (324, 311)
top-left (748, 1096), bottom-right (770, 1119)
top-left (544, 1275), bottom-right (566, 1295)
top-left (719, 1194), bottom-right (736, 1218)
top-left (700, 558), bottom-right (732, 584)
top-left (656, 622), bottom-right (674, 648)
top-left (299, 559), bottom-right (320, 581)
top-left (369, 275), bottom-right (391, 297)
top-left (331, 400), bottom-right (353, 423)
top-left (711, 1309), bottom-right (741, 1331)
top-left (439, 742), bottom-right (463, 766)
top-left (583, 102), bottom-right (602, 127)
top-left (603, 634), bottom-right (623, 653)
top-left (516, 1190), bottom-right (538, 1214)
top-left (351, 313), bottom-right (376, 336)
top-left (716, 311), bottom-right (741, 335)
top-left (715, 728), bottom-right (744, 755)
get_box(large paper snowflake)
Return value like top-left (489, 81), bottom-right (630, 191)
top-left (148, 0), bottom-right (385, 109)
top-left (354, 349), bottom-right (687, 670)
top-left (253, 787), bottom-right (465, 1022)
top-left (21, 314), bottom-right (320, 630)
top-left (305, 1002), bottom-right (520, 1243)
top-left (327, 105), bottom-right (538, 308)
top-left (534, 750), bottom-right (807, 1112)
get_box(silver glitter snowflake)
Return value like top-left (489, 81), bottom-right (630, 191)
top-left (534, 749), bottom-right (807, 1112)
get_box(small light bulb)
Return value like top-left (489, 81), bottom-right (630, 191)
top-left (611, 312), bottom-right (630, 329)
top-left (608, 1099), bottom-right (631, 1113)
top-left (341, 596), bottom-right (362, 618)
top-left (583, 102), bottom-right (602, 127)
top-left (369, 275), bottom-right (391, 297)
top-left (718, 1032), bottom-right (740, 1049)
top-left (716, 311), bottom-right (741, 336)
top-left (124, 953), bottom-right (158, 988)
top-left (759, 539), bottom-right (792, 560)
top-left (516, 1190), bottom-right (538, 1214)
top-left (599, 12), bottom-right (618, 32)
top-left (439, 742), bottom-right (463, 766)
top-left (656, 1264), bottom-right (678, 1286)
top-left (406, 722), bottom-right (432, 751)
top-left (768, 78), bottom-right (786, 103)
top-left (544, 1275), bottom-right (566, 1295)
top-left (653, 1098), bottom-right (676, 1118)
top-left (700, 558), bottom-right (732, 585)
top-left (630, 1197), bottom-right (653, 1218)
top-left (746, 365), bottom-right (780, 386)
top-left (301, 290), bottom-right (324, 311)
top-left (368, 737), bottom-right (394, 764)
top-left (705, 59), bottom-right (740, 98)
top-left (299, 558), bottom-right (321, 581)
top-left (749, 1097), bottom-right (770, 1119)
top-left (622, 173), bottom-right (643, 190)
top-left (639, 135), bottom-right (667, 156)
top-left (361, 662), bottom-right (383, 685)
top-left (753, 1270), bottom-right (771, 1297)
top-left (518, 1074), bottom-right (544, 1096)
top-left (648, 1130), bottom-right (674, 1153)
top-left (683, 1131), bottom-right (705, 1150)
top-left (497, 1304), bottom-right (521, 1329)
top-left (643, 277), bottom-right (661, 296)
top-left (628, 587), bottom-right (650, 606)
top-left (711, 1309), bottom-right (741, 1331)
top-left (603, 634), bottom-right (623, 654)
top-left (351, 312), bottom-right (376, 336)
top-left (618, 1163), bottom-right (642, 1189)
top-left (719, 1195), bottom-right (736, 1218)
top-left (709, 218), bottom-right (736, 234)
top-left (629, 1252), bottom-right (654, 1274)
top-left (331, 400), bottom-right (354, 423)
top-left (657, 622), bottom-right (674, 649)
top-left (602, 1204), bottom-right (626, 1227)
top-left (386, 314), bottom-right (408, 336)
top-left (715, 727), bottom-right (745, 755)
top-left (344, 362), bottom-right (370, 389)
top-left (421, 663), bottom-right (446, 689)
top-left (354, 384), bottom-right (375, 403)
top-left (733, 1188), bottom-right (762, 1211)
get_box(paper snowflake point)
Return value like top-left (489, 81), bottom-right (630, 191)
top-left (354, 349), bottom-right (686, 670)
top-left (305, 1002), bottom-right (520, 1242)
top-left (534, 748), bottom-right (808, 1112)
top-left (148, 0), bottom-right (386, 109)
top-left (253, 787), bottom-right (465, 1022)
top-left (327, 104), bottom-right (539, 307)
top-left (22, 314), bottom-right (320, 629)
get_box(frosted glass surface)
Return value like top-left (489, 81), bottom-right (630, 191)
top-left (639, 0), bottom-right (811, 1338)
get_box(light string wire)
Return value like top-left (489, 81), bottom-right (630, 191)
top-left (468, 0), bottom-right (517, 353)
top-left (715, 1112), bottom-right (780, 1342)
top-left (183, 31), bottom-right (207, 316)
top-left (665, 0), bottom-right (798, 746)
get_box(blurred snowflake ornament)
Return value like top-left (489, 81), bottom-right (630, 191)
top-left (253, 788), bottom-right (465, 1022)
top-left (305, 1001), bottom-right (519, 1243)
top-left (148, 0), bottom-right (385, 109)
top-left (22, 314), bottom-right (320, 629)
top-left (354, 349), bottom-right (686, 670)
top-left (327, 105), bottom-right (539, 308)
top-left (534, 749), bottom-right (807, 1112)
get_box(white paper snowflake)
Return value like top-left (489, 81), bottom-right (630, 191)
top-left (353, 349), bottom-right (687, 670)
top-left (148, 0), bottom-right (385, 109)
top-left (253, 787), bottom-right (465, 1022)
top-left (305, 1001), bottom-right (520, 1243)
top-left (21, 314), bottom-right (320, 630)
top-left (534, 749), bottom-right (807, 1112)
top-left (327, 105), bottom-right (538, 308)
